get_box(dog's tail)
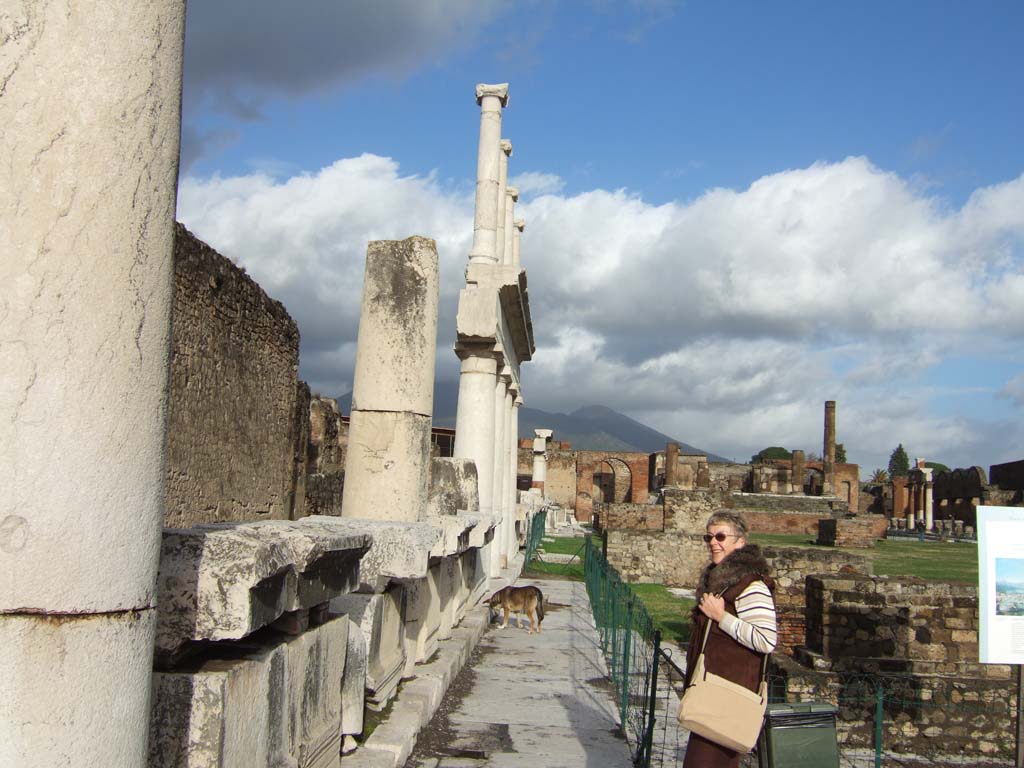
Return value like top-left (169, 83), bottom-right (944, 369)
top-left (536, 588), bottom-right (545, 626)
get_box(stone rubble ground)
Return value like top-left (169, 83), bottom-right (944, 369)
top-left (402, 576), bottom-right (635, 768)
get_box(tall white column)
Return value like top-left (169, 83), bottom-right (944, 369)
top-left (923, 469), bottom-right (934, 531)
top-left (454, 354), bottom-right (498, 515)
top-left (502, 186), bottom-right (518, 267)
top-left (509, 393), bottom-right (523, 547)
top-left (532, 429), bottom-right (553, 494)
top-left (495, 140), bottom-right (512, 264)
top-left (502, 382), bottom-right (516, 561)
top-left (0, 4), bottom-right (186, 765)
top-left (513, 219), bottom-right (525, 269)
top-left (492, 368), bottom-right (510, 568)
top-left (342, 238), bottom-right (438, 522)
top-left (468, 84), bottom-right (509, 265)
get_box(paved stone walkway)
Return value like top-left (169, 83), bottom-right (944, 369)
top-left (406, 577), bottom-right (634, 768)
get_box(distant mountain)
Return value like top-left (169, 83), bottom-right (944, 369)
top-left (334, 382), bottom-right (729, 461)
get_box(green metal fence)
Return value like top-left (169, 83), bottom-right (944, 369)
top-left (523, 508), bottom-right (548, 566)
top-left (582, 535), bottom-right (1019, 768)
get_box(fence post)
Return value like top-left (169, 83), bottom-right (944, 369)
top-left (874, 680), bottom-right (884, 768)
top-left (621, 595), bottom-right (633, 728)
top-left (638, 630), bottom-right (662, 768)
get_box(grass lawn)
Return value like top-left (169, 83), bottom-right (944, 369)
top-left (538, 535), bottom-right (589, 557)
top-left (630, 583), bottom-right (694, 647)
top-left (523, 559), bottom-right (584, 581)
top-left (749, 531), bottom-right (978, 583)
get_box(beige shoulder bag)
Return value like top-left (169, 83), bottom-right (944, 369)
top-left (677, 620), bottom-right (769, 753)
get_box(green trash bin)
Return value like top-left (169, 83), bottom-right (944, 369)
top-left (757, 702), bottom-right (840, 768)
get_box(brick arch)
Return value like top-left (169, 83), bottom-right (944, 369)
top-left (576, 450), bottom-right (650, 523)
top-left (593, 457), bottom-right (633, 504)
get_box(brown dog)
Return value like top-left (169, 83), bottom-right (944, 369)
top-left (488, 585), bottom-right (545, 634)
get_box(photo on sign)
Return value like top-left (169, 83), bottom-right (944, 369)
top-left (995, 558), bottom-right (1024, 616)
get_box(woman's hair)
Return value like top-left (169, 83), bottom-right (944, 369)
top-left (705, 509), bottom-right (749, 539)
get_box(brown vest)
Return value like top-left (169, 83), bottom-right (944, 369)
top-left (685, 573), bottom-right (767, 693)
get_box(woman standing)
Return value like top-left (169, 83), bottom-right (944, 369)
top-left (682, 510), bottom-right (777, 768)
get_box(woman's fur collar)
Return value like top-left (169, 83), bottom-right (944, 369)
top-left (695, 544), bottom-right (772, 597)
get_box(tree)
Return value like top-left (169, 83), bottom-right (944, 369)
top-left (835, 443), bottom-right (847, 463)
top-left (751, 446), bottom-right (792, 464)
top-left (870, 468), bottom-right (889, 484)
top-left (924, 461), bottom-right (950, 475)
top-left (888, 444), bottom-right (910, 478)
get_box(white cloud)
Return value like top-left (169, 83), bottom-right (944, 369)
top-left (510, 172), bottom-right (566, 198)
top-left (999, 374), bottom-right (1024, 408)
top-left (178, 154), bottom-right (1024, 473)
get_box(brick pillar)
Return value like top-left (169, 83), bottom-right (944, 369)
top-left (665, 442), bottom-right (680, 486)
top-left (792, 450), bottom-right (806, 493)
top-left (822, 400), bottom-right (836, 495)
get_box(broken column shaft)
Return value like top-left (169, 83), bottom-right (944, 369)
top-left (822, 400), bottom-right (836, 495)
top-left (342, 237), bottom-right (439, 522)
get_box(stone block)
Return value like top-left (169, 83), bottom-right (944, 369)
top-left (341, 620), bottom-right (367, 740)
top-left (311, 517), bottom-right (442, 592)
top-left (149, 616), bottom-right (348, 768)
top-left (427, 458), bottom-right (479, 516)
top-left (155, 519), bottom-right (370, 657)
top-left (331, 587), bottom-right (406, 711)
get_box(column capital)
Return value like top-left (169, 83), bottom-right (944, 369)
top-left (476, 82), bottom-right (509, 107)
top-left (506, 185), bottom-right (519, 201)
top-left (498, 365), bottom-right (513, 385)
top-left (500, 139), bottom-right (513, 156)
top-left (514, 394), bottom-right (524, 407)
top-left (514, 219), bottom-right (525, 231)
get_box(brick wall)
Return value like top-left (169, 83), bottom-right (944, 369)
top-left (546, 449), bottom-right (578, 510)
top-left (165, 224), bottom-right (306, 527)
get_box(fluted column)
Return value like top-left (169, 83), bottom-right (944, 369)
top-left (513, 219), bottom-right (525, 269)
top-left (468, 83), bottom-right (509, 265)
top-left (495, 140), bottom-right (512, 264)
top-left (0, 4), bottom-right (186, 765)
top-left (502, 186), bottom-right (518, 267)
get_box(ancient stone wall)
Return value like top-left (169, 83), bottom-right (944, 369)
top-left (663, 487), bottom-right (731, 532)
top-left (165, 224), bottom-right (306, 526)
top-left (306, 396), bottom-right (348, 516)
top-left (545, 448), bottom-right (578, 510)
top-left (762, 546), bottom-right (871, 654)
top-left (594, 502), bottom-right (663, 531)
top-left (707, 462), bottom-right (750, 491)
top-left (605, 530), bottom-right (706, 586)
top-left (817, 517), bottom-right (884, 547)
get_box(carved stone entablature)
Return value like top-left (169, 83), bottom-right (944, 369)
top-left (457, 263), bottom-right (535, 364)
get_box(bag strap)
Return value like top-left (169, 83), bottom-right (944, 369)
top-left (698, 611), bottom-right (772, 686)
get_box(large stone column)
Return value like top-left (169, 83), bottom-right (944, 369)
top-left (510, 393), bottom-right (523, 535)
top-left (822, 400), bottom-right (836, 495)
top-left (502, 381), bottom-right (516, 561)
top-left (792, 450), bottom-right (806, 493)
top-left (0, 4), bottom-right (186, 765)
top-left (503, 186), bottom-right (519, 267)
top-left (454, 352), bottom-right (498, 567)
top-left (495, 140), bottom-right (512, 264)
top-left (532, 429), bottom-right (554, 493)
top-left (665, 442), bottom-right (680, 486)
top-left (468, 84), bottom-right (509, 265)
top-left (924, 469), bottom-right (934, 531)
top-left (513, 219), bottom-right (525, 269)
top-left (492, 368), bottom-right (510, 568)
top-left (342, 237), bottom-right (438, 522)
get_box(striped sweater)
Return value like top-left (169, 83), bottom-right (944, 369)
top-left (717, 579), bottom-right (777, 654)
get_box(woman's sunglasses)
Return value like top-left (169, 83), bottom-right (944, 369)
top-left (703, 532), bottom-right (739, 543)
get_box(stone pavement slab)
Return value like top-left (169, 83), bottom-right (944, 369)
top-left (405, 578), bottom-right (633, 768)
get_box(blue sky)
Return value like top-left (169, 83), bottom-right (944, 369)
top-left (177, 1), bottom-right (1024, 474)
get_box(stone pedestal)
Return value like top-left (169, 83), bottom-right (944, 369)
top-left (331, 587), bottom-right (406, 711)
top-left (0, 5), bottom-right (186, 765)
top-left (150, 615), bottom-right (350, 768)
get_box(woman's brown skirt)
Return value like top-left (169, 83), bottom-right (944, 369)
top-left (681, 731), bottom-right (740, 768)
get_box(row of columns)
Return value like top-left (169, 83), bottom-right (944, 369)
top-left (454, 83), bottom-right (534, 577)
top-left (893, 463), bottom-right (935, 530)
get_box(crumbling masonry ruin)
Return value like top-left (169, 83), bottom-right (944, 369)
top-left (1, 14), bottom-right (549, 765)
